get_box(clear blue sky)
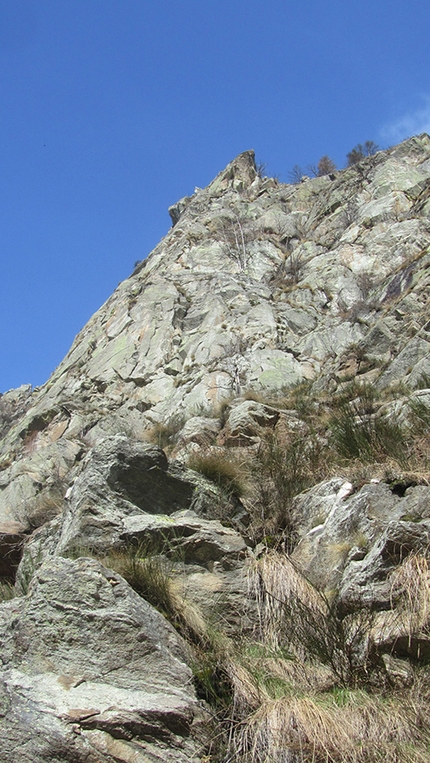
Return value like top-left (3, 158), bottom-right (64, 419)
top-left (1, 0), bottom-right (430, 392)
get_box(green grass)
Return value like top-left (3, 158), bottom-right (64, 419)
top-left (0, 581), bottom-right (15, 602)
top-left (329, 382), bottom-right (406, 463)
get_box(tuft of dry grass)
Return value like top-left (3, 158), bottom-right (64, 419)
top-left (248, 552), bottom-right (326, 651)
top-left (100, 544), bottom-right (219, 650)
top-left (388, 552), bottom-right (430, 647)
top-left (187, 449), bottom-right (247, 499)
top-left (390, 553), bottom-right (430, 618)
top-left (102, 546), bottom-right (176, 617)
top-left (143, 414), bottom-right (186, 451)
top-left (226, 633), bottom-right (430, 762)
top-left (231, 688), bottom-right (430, 763)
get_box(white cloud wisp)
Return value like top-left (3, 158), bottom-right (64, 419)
top-left (381, 98), bottom-right (430, 144)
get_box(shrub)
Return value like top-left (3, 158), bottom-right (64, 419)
top-left (250, 428), bottom-right (328, 545)
top-left (249, 552), bottom-right (376, 685)
top-left (218, 212), bottom-right (257, 271)
top-left (287, 164), bottom-right (304, 184)
top-left (408, 396), bottom-right (430, 434)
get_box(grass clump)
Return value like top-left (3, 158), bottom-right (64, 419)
top-left (221, 549), bottom-right (430, 763)
top-left (144, 414), bottom-right (186, 451)
top-left (329, 382), bottom-right (405, 463)
top-left (187, 450), bottom-right (246, 499)
top-left (0, 581), bottom-right (15, 602)
top-left (388, 552), bottom-right (430, 650)
top-left (231, 687), bottom-right (430, 763)
top-left (104, 546), bottom-right (175, 618)
top-left (100, 543), bottom-right (216, 651)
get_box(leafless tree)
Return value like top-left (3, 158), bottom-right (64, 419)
top-left (287, 164), bottom-right (305, 184)
top-left (256, 161), bottom-right (267, 179)
top-left (317, 155), bottom-right (337, 175)
top-left (218, 212), bottom-right (256, 271)
top-left (347, 141), bottom-right (379, 166)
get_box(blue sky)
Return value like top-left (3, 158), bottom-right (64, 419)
top-left (1, 0), bottom-right (430, 392)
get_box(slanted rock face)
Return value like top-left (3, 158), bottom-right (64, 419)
top-left (0, 557), bottom-right (203, 763)
top-left (2, 136), bottom-right (430, 759)
top-left (54, 435), bottom-right (237, 554)
top-left (2, 135), bottom-right (430, 530)
top-left (0, 385), bottom-right (33, 441)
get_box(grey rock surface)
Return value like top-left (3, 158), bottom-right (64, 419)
top-left (55, 435), bottom-right (236, 555)
top-left (121, 509), bottom-right (248, 564)
top-left (0, 556), bottom-right (203, 762)
top-left (2, 136), bottom-right (430, 759)
top-left (2, 136), bottom-right (430, 533)
top-left (291, 480), bottom-right (430, 610)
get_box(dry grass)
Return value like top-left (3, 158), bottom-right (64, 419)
top-left (80, 543), bottom-right (430, 763)
top-left (225, 628), bottom-right (430, 762)
top-left (248, 552), bottom-right (326, 651)
top-left (218, 548), bottom-right (430, 762)
top-left (248, 552), bottom-right (378, 685)
top-left (100, 544), bottom-right (221, 650)
top-left (390, 553), bottom-right (430, 619)
top-left (231, 687), bottom-right (430, 763)
top-left (388, 552), bottom-right (430, 646)
top-left (143, 414), bottom-right (186, 451)
top-left (102, 546), bottom-right (176, 617)
top-left (187, 449), bottom-right (247, 499)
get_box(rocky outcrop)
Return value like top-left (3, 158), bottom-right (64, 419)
top-left (2, 135), bottom-right (430, 759)
top-left (0, 385), bottom-right (33, 441)
top-left (2, 136), bottom-right (430, 529)
top-left (291, 478), bottom-right (430, 601)
top-left (55, 435), bottom-right (244, 553)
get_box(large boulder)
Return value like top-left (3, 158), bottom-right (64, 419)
top-left (291, 479), bottom-right (430, 603)
top-left (0, 556), bottom-right (205, 762)
top-left (121, 508), bottom-right (248, 565)
top-left (56, 435), bottom-right (242, 554)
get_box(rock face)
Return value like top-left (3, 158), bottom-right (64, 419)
top-left (2, 135), bottom-right (430, 526)
top-left (0, 557), bottom-right (202, 762)
top-left (1, 135), bottom-right (430, 760)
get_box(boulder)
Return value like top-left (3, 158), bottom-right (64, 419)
top-left (222, 399), bottom-right (280, 445)
top-left (0, 556), bottom-right (204, 763)
top-left (291, 480), bottom-right (430, 599)
top-left (339, 519), bottom-right (430, 613)
top-left (121, 509), bottom-right (248, 565)
top-left (56, 435), bottom-right (237, 554)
